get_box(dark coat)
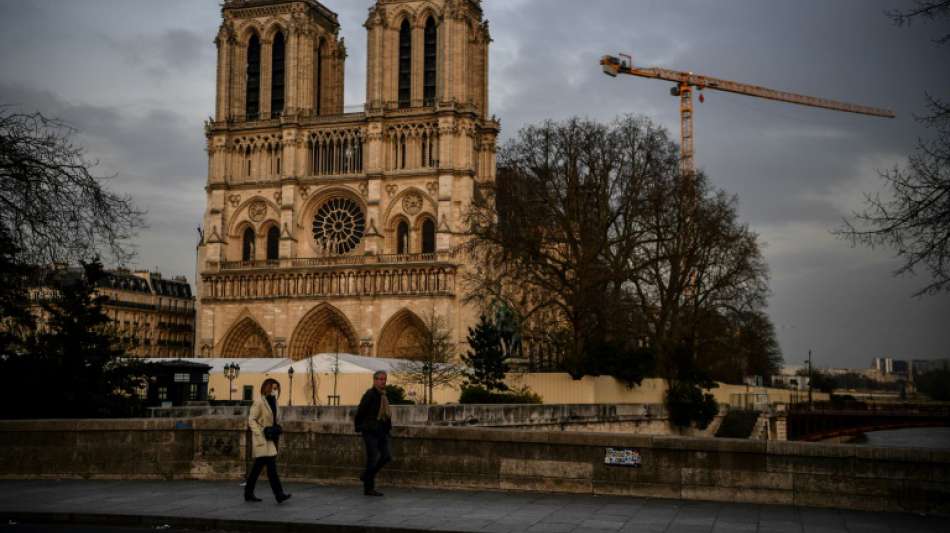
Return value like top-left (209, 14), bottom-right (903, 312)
top-left (355, 387), bottom-right (392, 435)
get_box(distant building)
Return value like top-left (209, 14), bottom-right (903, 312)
top-left (771, 374), bottom-right (809, 391)
top-left (911, 359), bottom-right (950, 375)
top-left (871, 357), bottom-right (909, 379)
top-left (30, 266), bottom-right (196, 358)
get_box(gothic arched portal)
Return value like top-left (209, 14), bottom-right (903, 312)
top-left (287, 303), bottom-right (358, 360)
top-left (377, 309), bottom-right (428, 359)
top-left (220, 316), bottom-right (273, 357)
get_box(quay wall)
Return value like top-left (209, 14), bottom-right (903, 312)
top-left (0, 418), bottom-right (945, 514)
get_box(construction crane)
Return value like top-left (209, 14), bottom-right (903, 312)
top-left (600, 54), bottom-right (895, 175)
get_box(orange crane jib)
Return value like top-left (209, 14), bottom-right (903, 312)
top-left (600, 54), bottom-right (895, 175)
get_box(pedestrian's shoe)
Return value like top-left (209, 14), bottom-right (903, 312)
top-left (364, 490), bottom-right (384, 497)
top-left (244, 494), bottom-right (262, 502)
top-left (276, 493), bottom-right (292, 504)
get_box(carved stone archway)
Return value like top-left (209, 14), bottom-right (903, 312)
top-left (220, 316), bottom-right (274, 357)
top-left (376, 309), bottom-right (427, 359)
top-left (287, 303), bottom-right (358, 360)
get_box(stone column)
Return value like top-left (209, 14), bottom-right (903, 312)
top-left (365, 18), bottom-right (384, 109)
top-left (365, 122), bottom-right (385, 255)
top-left (233, 43), bottom-right (247, 120)
top-left (284, 30), bottom-right (297, 116)
top-left (215, 32), bottom-right (231, 122)
top-left (261, 39), bottom-right (273, 119)
top-left (412, 21), bottom-right (424, 106)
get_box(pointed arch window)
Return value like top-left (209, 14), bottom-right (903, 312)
top-left (266, 226), bottom-right (280, 260)
top-left (397, 221), bottom-right (410, 254)
top-left (421, 218), bottom-right (436, 254)
top-left (271, 31), bottom-right (286, 117)
top-left (242, 228), bottom-right (256, 262)
top-left (246, 35), bottom-right (261, 120)
top-left (424, 17), bottom-right (437, 106)
top-left (398, 20), bottom-right (412, 108)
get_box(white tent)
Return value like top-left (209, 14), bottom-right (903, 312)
top-left (144, 354), bottom-right (408, 375)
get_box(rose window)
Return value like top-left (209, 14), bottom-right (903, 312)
top-left (312, 197), bottom-right (365, 254)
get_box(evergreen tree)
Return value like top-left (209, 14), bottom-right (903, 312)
top-left (462, 315), bottom-right (510, 392)
top-left (0, 261), bottom-right (148, 418)
top-left (0, 226), bottom-right (35, 361)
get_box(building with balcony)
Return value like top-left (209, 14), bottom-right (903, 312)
top-left (196, 0), bottom-right (498, 359)
top-left (30, 267), bottom-right (195, 358)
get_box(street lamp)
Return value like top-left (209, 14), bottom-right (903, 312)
top-left (805, 350), bottom-right (813, 410)
top-left (288, 365), bottom-right (295, 406)
top-left (224, 362), bottom-right (241, 401)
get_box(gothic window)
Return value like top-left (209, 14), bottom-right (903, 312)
top-left (246, 35), bottom-right (261, 120)
top-left (310, 132), bottom-right (364, 176)
top-left (424, 17), bottom-right (437, 106)
top-left (397, 221), bottom-right (410, 254)
top-left (398, 20), bottom-right (412, 108)
top-left (420, 131), bottom-right (438, 168)
top-left (314, 40), bottom-right (323, 115)
top-left (312, 197), bottom-right (366, 254)
top-left (271, 31), bottom-right (286, 117)
top-left (422, 218), bottom-right (436, 254)
top-left (266, 226), bottom-right (279, 260)
top-left (242, 227), bottom-right (255, 261)
top-left (421, 132), bottom-right (428, 168)
top-left (245, 146), bottom-right (252, 178)
top-left (400, 133), bottom-right (407, 169)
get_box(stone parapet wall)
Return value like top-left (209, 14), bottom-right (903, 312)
top-left (147, 403), bottom-right (723, 436)
top-left (1, 419), bottom-right (946, 514)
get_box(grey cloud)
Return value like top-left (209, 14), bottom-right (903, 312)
top-left (1, 0), bottom-right (947, 365)
top-left (161, 29), bottom-right (207, 70)
top-left (0, 83), bottom-right (204, 183)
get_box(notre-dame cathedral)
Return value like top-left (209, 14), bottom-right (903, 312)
top-left (196, 0), bottom-right (497, 359)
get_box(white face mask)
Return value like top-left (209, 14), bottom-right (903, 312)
top-left (269, 389), bottom-right (279, 398)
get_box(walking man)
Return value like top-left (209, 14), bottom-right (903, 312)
top-left (355, 370), bottom-right (392, 496)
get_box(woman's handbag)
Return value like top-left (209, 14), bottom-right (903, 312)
top-left (263, 424), bottom-right (283, 441)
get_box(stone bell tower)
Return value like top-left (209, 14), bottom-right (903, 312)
top-left (196, 0), bottom-right (499, 362)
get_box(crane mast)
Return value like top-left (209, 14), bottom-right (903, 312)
top-left (601, 54), bottom-right (895, 176)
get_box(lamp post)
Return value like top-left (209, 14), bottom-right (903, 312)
top-left (224, 362), bottom-right (241, 401)
top-left (806, 350), bottom-right (813, 410)
top-left (288, 365), bottom-right (295, 406)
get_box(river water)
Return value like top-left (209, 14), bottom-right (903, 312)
top-left (847, 427), bottom-right (950, 449)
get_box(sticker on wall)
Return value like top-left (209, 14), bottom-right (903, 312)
top-left (604, 447), bottom-right (641, 467)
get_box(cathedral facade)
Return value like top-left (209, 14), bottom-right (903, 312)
top-left (196, 0), bottom-right (497, 359)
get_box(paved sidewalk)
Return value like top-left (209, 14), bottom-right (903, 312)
top-left (0, 480), bottom-right (944, 533)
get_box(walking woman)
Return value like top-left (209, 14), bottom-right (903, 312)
top-left (244, 378), bottom-right (292, 503)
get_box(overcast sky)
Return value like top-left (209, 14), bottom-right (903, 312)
top-left (1, 0), bottom-right (947, 369)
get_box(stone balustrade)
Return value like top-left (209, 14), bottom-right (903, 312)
top-left (202, 263), bottom-right (456, 301)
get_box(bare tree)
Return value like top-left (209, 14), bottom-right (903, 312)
top-left (306, 355), bottom-right (319, 406)
top-left (837, 3), bottom-right (950, 295)
top-left (464, 116), bottom-right (673, 371)
top-left (629, 169), bottom-right (770, 377)
top-left (886, 0), bottom-right (950, 44)
top-left (464, 115), bottom-right (770, 378)
top-left (0, 108), bottom-right (145, 265)
top-left (396, 312), bottom-right (462, 404)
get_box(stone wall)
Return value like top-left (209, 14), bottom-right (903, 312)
top-left (147, 403), bottom-right (725, 437)
top-left (1, 418), bottom-right (946, 514)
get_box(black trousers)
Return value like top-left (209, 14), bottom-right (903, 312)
top-left (245, 456), bottom-right (284, 498)
top-left (361, 431), bottom-right (392, 491)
